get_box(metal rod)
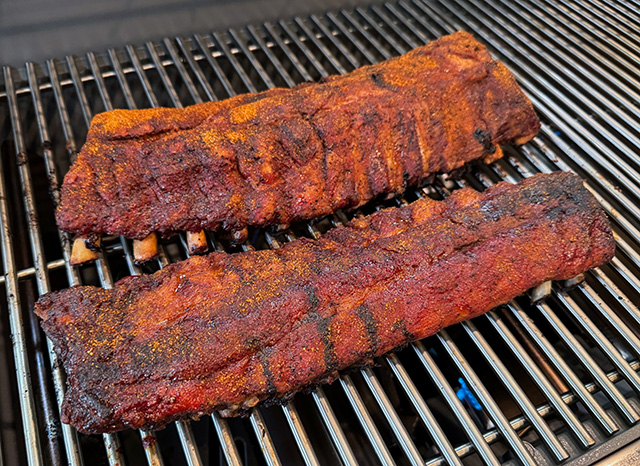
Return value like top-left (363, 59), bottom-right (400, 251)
top-left (507, 302), bottom-right (619, 434)
top-left (211, 414), bottom-right (242, 466)
top-left (360, 368), bottom-right (424, 466)
top-left (437, 329), bottom-right (538, 465)
top-left (282, 403), bottom-right (322, 466)
top-left (262, 22), bottom-right (315, 82)
top-left (311, 388), bottom-right (359, 466)
top-left (25, 61), bottom-right (85, 466)
top-left (555, 290), bottom-right (640, 393)
top-left (461, 321), bottom-right (569, 461)
top-left (385, 354), bottom-right (463, 466)
top-left (486, 311), bottom-right (595, 448)
top-left (412, 341), bottom-right (500, 465)
top-left (536, 301), bottom-right (640, 424)
top-left (249, 410), bottom-right (282, 466)
top-left (339, 375), bottom-right (396, 466)
top-left (1, 66), bottom-right (44, 466)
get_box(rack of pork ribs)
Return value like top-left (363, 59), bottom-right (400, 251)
top-left (57, 31), bottom-right (540, 264)
top-left (36, 171), bottom-right (615, 434)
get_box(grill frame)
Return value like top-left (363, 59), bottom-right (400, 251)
top-left (2, 0), bottom-right (640, 464)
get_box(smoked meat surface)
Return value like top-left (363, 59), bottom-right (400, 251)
top-left (37, 171), bottom-right (614, 433)
top-left (56, 31), bottom-right (540, 240)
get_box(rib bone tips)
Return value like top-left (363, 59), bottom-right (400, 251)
top-left (70, 236), bottom-right (99, 265)
top-left (531, 281), bottom-right (552, 303)
top-left (133, 233), bottom-right (159, 264)
top-left (186, 231), bottom-right (208, 255)
top-left (563, 273), bottom-right (585, 289)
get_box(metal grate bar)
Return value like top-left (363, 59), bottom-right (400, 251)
top-left (107, 49), bottom-right (138, 108)
top-left (361, 367), bottom-right (425, 466)
top-left (536, 301), bottom-right (639, 425)
top-left (194, 34), bottom-right (240, 96)
top-left (339, 11), bottom-right (394, 60)
top-left (385, 354), bottom-right (464, 466)
top-left (384, 3), bottom-right (433, 46)
top-left (126, 44), bottom-right (160, 108)
top-left (412, 341), bottom-right (501, 465)
top-left (311, 389), bottom-right (359, 466)
top-left (356, 7), bottom-right (407, 55)
top-left (325, 12), bottom-right (380, 64)
top-left (25, 62), bottom-right (85, 466)
top-left (579, 280), bottom-right (640, 354)
top-left (469, 0), bottom-right (640, 133)
top-left (228, 29), bottom-right (276, 90)
top-left (294, 17), bottom-right (347, 74)
top-left (437, 330), bottom-right (537, 465)
top-left (371, 5), bottom-right (420, 49)
top-left (1, 67), bottom-right (45, 466)
top-left (162, 38), bottom-right (204, 104)
top-left (554, 292), bottom-right (640, 393)
top-left (507, 302), bottom-right (619, 434)
top-left (309, 15), bottom-right (360, 69)
top-left (491, 0), bottom-right (640, 113)
top-left (449, 0), bottom-right (640, 177)
top-left (485, 310), bottom-right (595, 448)
top-left (175, 37), bottom-right (218, 102)
top-left (339, 375), bottom-right (396, 466)
top-left (262, 22), bottom-right (315, 82)
top-left (537, 0), bottom-right (640, 68)
top-left (145, 42), bottom-right (183, 108)
top-left (277, 21), bottom-right (330, 78)
top-left (212, 32), bottom-right (256, 93)
top-left (248, 409), bottom-right (282, 466)
top-left (461, 321), bottom-right (569, 462)
top-left (246, 25), bottom-right (297, 88)
top-left (211, 414), bottom-right (243, 466)
top-left (520, 0), bottom-right (640, 82)
top-left (176, 421), bottom-right (204, 466)
top-left (551, 0), bottom-right (640, 52)
top-left (282, 403), bottom-right (322, 466)
top-left (430, 1), bottom-right (640, 203)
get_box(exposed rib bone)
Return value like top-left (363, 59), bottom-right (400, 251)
top-left (70, 236), bottom-right (99, 265)
top-left (186, 231), bottom-right (208, 255)
top-left (531, 281), bottom-right (552, 303)
top-left (133, 233), bottom-right (158, 264)
top-left (564, 273), bottom-right (585, 289)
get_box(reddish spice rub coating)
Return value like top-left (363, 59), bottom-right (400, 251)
top-left (37, 172), bottom-right (613, 434)
top-left (56, 31), bottom-right (539, 240)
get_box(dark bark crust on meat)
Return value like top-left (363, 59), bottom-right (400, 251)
top-left (56, 31), bottom-right (540, 240)
top-left (37, 172), bottom-right (613, 434)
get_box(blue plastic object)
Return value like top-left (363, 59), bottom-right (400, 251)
top-left (456, 378), bottom-right (482, 411)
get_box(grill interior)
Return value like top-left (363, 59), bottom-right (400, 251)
top-left (2, 0), bottom-right (640, 465)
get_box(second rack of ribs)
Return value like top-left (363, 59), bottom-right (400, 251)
top-left (36, 172), bottom-right (614, 434)
top-left (56, 31), bottom-right (539, 241)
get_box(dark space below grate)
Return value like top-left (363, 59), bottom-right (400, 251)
top-left (2, 0), bottom-right (640, 465)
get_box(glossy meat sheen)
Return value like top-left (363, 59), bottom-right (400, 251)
top-left (56, 31), bottom-right (540, 240)
top-left (37, 172), bottom-right (614, 434)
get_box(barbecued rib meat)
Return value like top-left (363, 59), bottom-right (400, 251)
top-left (56, 31), bottom-right (540, 240)
top-left (37, 172), bottom-right (614, 434)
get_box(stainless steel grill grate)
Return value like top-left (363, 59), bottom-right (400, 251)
top-left (1, 0), bottom-right (640, 464)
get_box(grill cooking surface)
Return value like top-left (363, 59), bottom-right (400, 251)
top-left (1, 0), bottom-right (640, 465)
